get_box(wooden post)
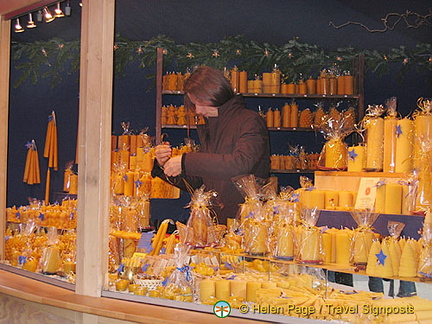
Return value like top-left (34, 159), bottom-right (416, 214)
top-left (75, 0), bottom-right (115, 297)
top-left (0, 17), bottom-right (11, 260)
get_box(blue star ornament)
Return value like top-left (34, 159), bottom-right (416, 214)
top-left (395, 125), bottom-right (402, 137)
top-left (376, 249), bottom-right (387, 265)
top-left (348, 149), bottom-right (358, 161)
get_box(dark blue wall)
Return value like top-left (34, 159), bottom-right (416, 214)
top-left (7, 1), bottom-right (432, 224)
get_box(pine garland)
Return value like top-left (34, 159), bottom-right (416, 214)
top-left (11, 34), bottom-right (432, 88)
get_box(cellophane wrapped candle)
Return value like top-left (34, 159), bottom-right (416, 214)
top-left (184, 185), bottom-right (218, 248)
top-left (234, 174), bottom-right (269, 255)
top-left (413, 98), bottom-right (432, 209)
top-left (349, 209), bottom-right (379, 266)
top-left (296, 207), bottom-right (324, 264)
top-left (418, 211), bottom-right (432, 278)
top-left (161, 244), bottom-right (194, 302)
top-left (383, 97), bottom-right (398, 172)
top-left (272, 189), bottom-right (296, 260)
top-left (317, 115), bottom-right (353, 170)
top-left (363, 104), bottom-right (386, 171)
top-left (385, 220), bottom-right (405, 276)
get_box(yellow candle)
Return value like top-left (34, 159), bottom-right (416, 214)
top-left (282, 103), bottom-right (290, 127)
top-left (273, 108), bottom-right (281, 128)
top-left (335, 231), bottom-right (351, 265)
top-left (253, 79), bottom-right (262, 93)
top-left (290, 103), bottom-right (298, 127)
top-left (230, 67), bottom-right (240, 93)
top-left (385, 183), bottom-right (403, 214)
top-left (247, 80), bottom-right (254, 93)
top-left (352, 231), bottom-right (374, 265)
top-left (140, 152), bottom-right (153, 172)
top-left (275, 224), bottom-right (294, 259)
top-left (129, 155), bottom-right (137, 170)
top-left (401, 184), bottom-right (411, 215)
top-left (230, 280), bottom-right (247, 298)
top-left (347, 145), bottom-right (365, 172)
top-left (325, 138), bottom-right (348, 169)
top-left (69, 174), bottom-right (78, 195)
top-left (395, 118), bottom-right (414, 173)
top-left (239, 71), bottom-right (248, 93)
top-left (310, 189), bottom-right (325, 209)
top-left (413, 115), bottom-right (432, 169)
top-left (249, 222), bottom-right (268, 255)
top-left (324, 190), bottom-right (339, 210)
top-left (365, 117), bottom-right (384, 170)
top-left (261, 281), bottom-right (277, 289)
top-left (246, 281), bottom-right (261, 302)
top-left (322, 232), bottom-right (332, 263)
top-left (215, 280), bottom-right (230, 300)
top-left (123, 171), bottom-right (135, 197)
top-left (120, 149), bottom-right (130, 169)
top-left (300, 227), bottom-right (322, 262)
top-left (129, 135), bottom-right (137, 155)
top-left (42, 246), bottom-right (60, 274)
top-left (266, 108), bottom-right (274, 128)
top-left (375, 183), bottom-right (386, 213)
top-left (383, 117), bottom-right (397, 172)
top-left (200, 279), bottom-right (216, 302)
top-left (339, 191), bottom-right (354, 210)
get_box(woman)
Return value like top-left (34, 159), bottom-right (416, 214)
top-left (152, 66), bottom-right (270, 225)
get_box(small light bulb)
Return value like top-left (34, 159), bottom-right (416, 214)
top-left (27, 13), bottom-right (37, 28)
top-left (15, 18), bottom-right (24, 33)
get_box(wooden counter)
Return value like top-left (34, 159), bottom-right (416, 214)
top-left (0, 269), bottom-right (262, 324)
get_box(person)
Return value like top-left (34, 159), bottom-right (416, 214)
top-left (152, 65), bottom-right (270, 225)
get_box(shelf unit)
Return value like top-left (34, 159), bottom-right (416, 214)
top-left (155, 47), bottom-right (365, 144)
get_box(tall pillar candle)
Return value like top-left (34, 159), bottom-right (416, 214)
top-left (365, 118), bottom-right (384, 171)
top-left (239, 71), bottom-right (248, 93)
top-left (215, 280), bottom-right (230, 300)
top-left (395, 118), bottom-right (414, 173)
top-left (335, 230), bottom-right (351, 265)
top-left (200, 279), bottom-right (216, 302)
top-left (383, 117), bottom-right (397, 172)
top-left (290, 102), bottom-right (298, 127)
top-left (375, 183), bottom-right (386, 213)
top-left (385, 183), bottom-right (402, 214)
top-left (339, 191), bottom-right (354, 210)
top-left (282, 103), bottom-right (290, 127)
top-left (413, 115), bottom-right (432, 169)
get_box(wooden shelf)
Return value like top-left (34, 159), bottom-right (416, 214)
top-left (270, 169), bottom-right (316, 174)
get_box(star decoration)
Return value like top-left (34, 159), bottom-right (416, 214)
top-left (246, 211), bottom-right (254, 219)
top-left (38, 213), bottom-right (45, 221)
top-left (395, 125), bottom-right (402, 137)
top-left (135, 179), bottom-right (142, 188)
top-left (376, 249), bottom-right (387, 265)
top-left (25, 141), bottom-right (33, 149)
top-left (376, 180), bottom-right (386, 188)
top-left (186, 52), bottom-right (194, 59)
top-left (123, 174), bottom-right (129, 182)
top-left (291, 193), bottom-right (300, 202)
top-left (348, 149), bottom-right (358, 160)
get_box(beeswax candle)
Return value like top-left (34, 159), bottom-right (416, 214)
top-left (347, 145), bottom-right (365, 172)
top-left (365, 118), bottom-right (384, 170)
top-left (383, 117), bottom-right (397, 172)
top-left (385, 183), bottom-right (402, 214)
top-left (200, 279), bottom-right (215, 301)
top-left (395, 118), bottom-right (413, 173)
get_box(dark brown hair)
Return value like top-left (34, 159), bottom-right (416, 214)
top-left (183, 66), bottom-right (234, 111)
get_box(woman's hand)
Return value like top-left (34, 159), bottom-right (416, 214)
top-left (154, 142), bottom-right (172, 168)
top-left (163, 155), bottom-right (182, 177)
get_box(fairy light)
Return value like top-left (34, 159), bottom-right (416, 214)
top-left (54, 2), bottom-right (65, 18)
top-left (26, 13), bottom-right (36, 28)
top-left (14, 18), bottom-right (24, 33)
top-left (43, 6), bottom-right (55, 23)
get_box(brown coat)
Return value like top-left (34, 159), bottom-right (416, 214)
top-left (152, 94), bottom-right (270, 224)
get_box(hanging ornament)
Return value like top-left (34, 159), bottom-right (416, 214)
top-left (287, 52), bottom-right (293, 59)
top-left (212, 49), bottom-right (220, 58)
top-left (186, 52), bottom-right (194, 59)
top-left (162, 49), bottom-right (168, 55)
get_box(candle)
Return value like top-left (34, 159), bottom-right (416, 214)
top-left (300, 227), bottom-right (322, 263)
top-left (266, 108), bottom-right (274, 128)
top-left (129, 135), bottom-right (137, 155)
top-left (347, 145), bottom-right (365, 172)
top-left (385, 183), bottom-right (402, 214)
top-left (261, 281), bottom-right (277, 289)
top-left (118, 135), bottom-right (130, 151)
top-left (310, 189), bottom-right (325, 209)
top-left (322, 232), bottom-right (332, 263)
top-left (401, 183), bottom-right (411, 215)
top-left (275, 224), bottom-right (294, 259)
top-left (281, 83), bottom-right (289, 94)
top-left (123, 171), bottom-right (135, 197)
top-left (247, 80), bottom-right (254, 93)
top-left (290, 102), bottom-right (298, 127)
top-left (306, 77), bottom-right (316, 94)
top-left (395, 118), bottom-right (414, 173)
top-left (215, 280), bottom-right (230, 300)
top-left (335, 231), bottom-right (351, 265)
top-left (282, 103), bottom-right (290, 127)
top-left (246, 281), bottom-right (262, 302)
top-left (325, 138), bottom-right (348, 169)
top-left (375, 183), bottom-right (386, 213)
top-left (140, 151), bottom-right (153, 172)
top-left (324, 190), bottom-right (339, 210)
top-left (249, 222), bottom-right (268, 255)
top-left (414, 115), bottom-right (432, 168)
top-left (120, 149), bottom-right (130, 169)
top-left (287, 83), bottom-right (296, 94)
top-left (230, 67), bottom-right (240, 93)
top-left (339, 191), bottom-right (354, 210)
top-left (63, 169), bottom-right (73, 192)
top-left (239, 71), bottom-right (248, 93)
top-left (273, 108), bottom-right (281, 128)
top-left (262, 72), bottom-right (272, 93)
top-left (383, 117), bottom-right (397, 172)
top-left (365, 117), bottom-right (384, 170)
top-left (352, 231), bottom-right (374, 265)
top-left (344, 74), bottom-right (354, 95)
top-left (111, 135), bottom-right (117, 151)
top-left (253, 79), bottom-right (262, 93)
top-left (297, 80), bottom-right (307, 95)
top-left (200, 279), bottom-right (216, 301)
top-left (42, 246), bottom-right (60, 274)
top-left (69, 174), bottom-right (78, 195)
top-left (337, 75), bottom-right (345, 95)
top-left (230, 280), bottom-right (247, 298)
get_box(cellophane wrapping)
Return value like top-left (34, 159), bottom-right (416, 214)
top-left (362, 104), bottom-right (386, 171)
top-left (317, 114), bottom-right (353, 170)
top-left (349, 209), bottom-right (379, 265)
top-left (161, 243), bottom-right (194, 302)
top-left (184, 185), bottom-right (218, 248)
top-left (233, 174), bottom-right (269, 255)
top-left (296, 207), bottom-right (324, 264)
top-left (419, 212), bottom-right (432, 278)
